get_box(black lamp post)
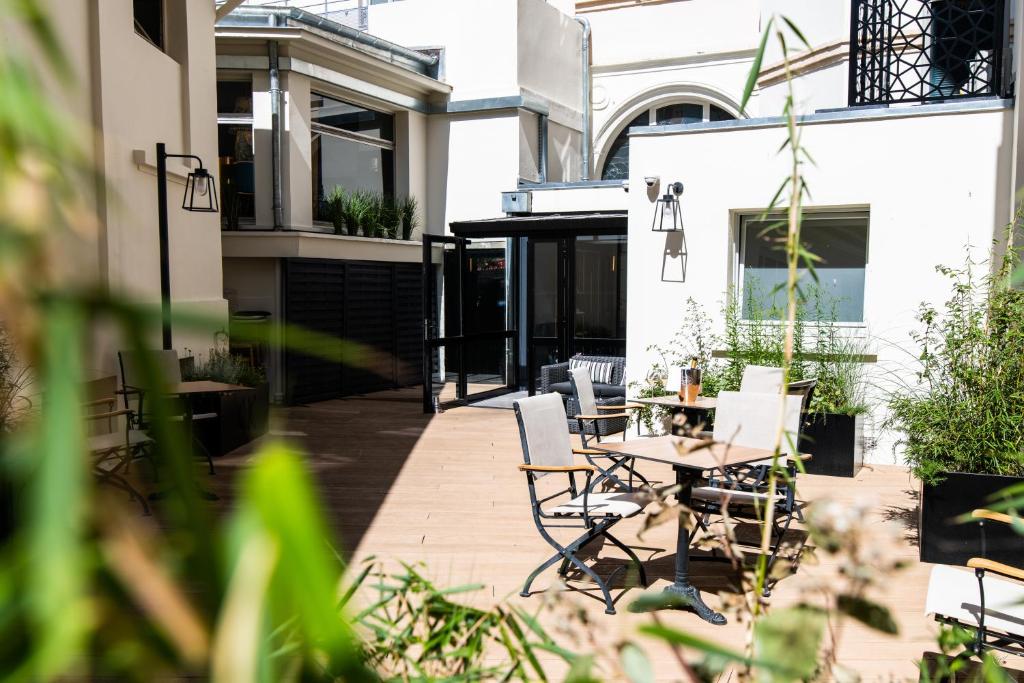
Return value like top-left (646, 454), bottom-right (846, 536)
top-left (156, 142), bottom-right (219, 350)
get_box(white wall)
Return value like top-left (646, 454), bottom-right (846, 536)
top-left (626, 106), bottom-right (1014, 464)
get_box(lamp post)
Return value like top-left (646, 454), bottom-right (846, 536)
top-left (155, 142), bottom-right (219, 350)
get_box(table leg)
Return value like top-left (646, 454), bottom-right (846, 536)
top-left (663, 468), bottom-right (727, 625)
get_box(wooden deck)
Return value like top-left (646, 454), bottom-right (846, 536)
top-left (207, 387), bottom-right (1024, 681)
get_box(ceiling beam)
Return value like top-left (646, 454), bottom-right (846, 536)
top-left (215, 0), bottom-right (248, 23)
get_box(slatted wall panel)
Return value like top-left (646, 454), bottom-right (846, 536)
top-left (282, 259), bottom-right (424, 405)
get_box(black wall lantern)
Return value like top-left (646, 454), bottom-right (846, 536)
top-left (155, 142), bottom-right (219, 350)
top-left (652, 181), bottom-right (684, 232)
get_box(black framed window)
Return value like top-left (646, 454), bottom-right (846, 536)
top-left (218, 79), bottom-right (255, 228)
top-left (310, 92), bottom-right (395, 221)
top-left (133, 0), bottom-right (164, 51)
top-left (600, 101), bottom-right (736, 180)
top-left (739, 212), bottom-right (869, 322)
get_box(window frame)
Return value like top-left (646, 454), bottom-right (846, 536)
top-left (133, 0), bottom-right (165, 52)
top-left (734, 209), bottom-right (871, 326)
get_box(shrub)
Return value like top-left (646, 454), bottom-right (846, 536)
top-left (183, 348), bottom-right (265, 388)
top-left (324, 188), bottom-right (415, 240)
top-left (886, 250), bottom-right (1024, 483)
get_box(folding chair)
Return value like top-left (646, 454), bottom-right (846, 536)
top-left (740, 365), bottom-right (784, 394)
top-left (569, 367), bottom-right (649, 492)
top-left (515, 393), bottom-right (649, 614)
top-left (690, 391), bottom-right (806, 595)
top-left (926, 509), bottom-right (1024, 658)
top-left (85, 376), bottom-right (151, 514)
top-left (118, 350), bottom-right (218, 474)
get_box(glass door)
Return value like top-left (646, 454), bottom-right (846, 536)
top-left (423, 235), bottom-right (517, 412)
top-left (527, 238), bottom-right (569, 394)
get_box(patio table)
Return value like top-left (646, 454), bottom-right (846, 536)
top-left (595, 434), bottom-right (775, 625)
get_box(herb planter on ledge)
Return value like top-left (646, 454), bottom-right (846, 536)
top-left (919, 471), bottom-right (1024, 566)
top-left (799, 413), bottom-right (864, 478)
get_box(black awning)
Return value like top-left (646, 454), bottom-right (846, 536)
top-left (449, 212), bottom-right (627, 238)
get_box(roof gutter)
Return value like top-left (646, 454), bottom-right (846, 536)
top-left (219, 7), bottom-right (440, 77)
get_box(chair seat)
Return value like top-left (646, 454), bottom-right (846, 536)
top-left (171, 412), bottom-right (217, 422)
top-left (926, 564), bottom-right (1024, 637)
top-left (549, 491), bottom-right (645, 517)
top-left (692, 485), bottom-right (785, 505)
top-left (88, 429), bottom-right (153, 454)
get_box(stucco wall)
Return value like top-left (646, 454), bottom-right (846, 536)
top-left (626, 106), bottom-right (1014, 464)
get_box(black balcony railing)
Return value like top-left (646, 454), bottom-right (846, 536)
top-left (848, 0), bottom-right (1011, 106)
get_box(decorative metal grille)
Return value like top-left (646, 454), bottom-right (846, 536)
top-left (848, 0), bottom-right (1010, 106)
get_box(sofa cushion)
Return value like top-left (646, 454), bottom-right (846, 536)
top-left (593, 383), bottom-right (626, 398)
top-left (549, 381), bottom-right (573, 395)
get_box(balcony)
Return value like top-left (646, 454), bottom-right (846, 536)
top-left (848, 0), bottom-right (1012, 107)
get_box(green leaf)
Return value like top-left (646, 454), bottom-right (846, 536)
top-left (752, 605), bottom-right (826, 682)
top-left (564, 654), bottom-right (598, 683)
top-left (638, 624), bottom-right (749, 666)
top-left (781, 15), bottom-right (812, 51)
top-left (741, 17), bottom-right (773, 115)
top-left (620, 642), bottom-right (653, 683)
top-left (836, 594), bottom-right (899, 635)
top-left (627, 590), bottom-right (695, 612)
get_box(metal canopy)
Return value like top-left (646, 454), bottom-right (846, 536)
top-left (449, 212), bottom-right (627, 238)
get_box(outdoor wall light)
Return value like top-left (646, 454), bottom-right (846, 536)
top-left (651, 181), bottom-right (684, 232)
top-left (155, 142), bottom-right (220, 350)
top-left (643, 175), bottom-right (660, 188)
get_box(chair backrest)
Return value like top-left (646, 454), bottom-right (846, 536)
top-left (787, 378), bottom-right (818, 413)
top-left (712, 391), bottom-right (803, 453)
top-left (513, 393), bottom-right (574, 472)
top-left (118, 350), bottom-right (182, 390)
top-left (84, 375), bottom-right (119, 436)
top-left (568, 367), bottom-right (598, 416)
top-left (740, 365), bottom-right (784, 394)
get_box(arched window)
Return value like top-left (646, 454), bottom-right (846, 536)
top-left (600, 102), bottom-right (736, 181)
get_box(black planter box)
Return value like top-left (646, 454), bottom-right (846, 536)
top-left (195, 383), bottom-right (270, 457)
top-left (919, 471), bottom-right (1024, 566)
top-left (799, 413), bottom-right (864, 478)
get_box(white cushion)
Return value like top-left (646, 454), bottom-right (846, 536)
top-left (692, 486), bottom-right (785, 505)
top-left (926, 564), bottom-right (1024, 638)
top-left (740, 365), bottom-right (784, 394)
top-left (569, 367), bottom-right (598, 416)
top-left (549, 491), bottom-right (645, 517)
top-left (88, 429), bottom-right (152, 454)
top-left (712, 391), bottom-right (802, 452)
top-left (569, 357), bottom-right (614, 385)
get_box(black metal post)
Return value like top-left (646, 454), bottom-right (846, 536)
top-left (156, 142), bottom-right (172, 350)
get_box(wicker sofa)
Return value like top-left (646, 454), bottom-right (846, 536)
top-left (540, 354), bottom-right (628, 436)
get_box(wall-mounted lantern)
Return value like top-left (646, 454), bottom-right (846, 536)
top-left (652, 181), bottom-right (684, 232)
top-left (182, 166), bottom-right (219, 213)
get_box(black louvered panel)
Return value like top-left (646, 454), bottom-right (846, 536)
top-left (342, 263), bottom-right (400, 396)
top-left (394, 264), bottom-right (424, 386)
top-left (283, 259), bottom-right (345, 404)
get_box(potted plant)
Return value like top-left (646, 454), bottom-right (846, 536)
top-left (398, 195), bottom-right (419, 240)
top-left (183, 348), bottom-right (269, 456)
top-left (886, 251), bottom-right (1024, 566)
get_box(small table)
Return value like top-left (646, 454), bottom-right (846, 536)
top-left (596, 435), bottom-right (775, 625)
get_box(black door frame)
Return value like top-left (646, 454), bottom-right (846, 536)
top-left (526, 237), bottom-right (570, 395)
top-left (422, 235), bottom-right (518, 412)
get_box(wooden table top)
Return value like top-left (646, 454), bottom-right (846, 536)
top-left (167, 381), bottom-right (252, 395)
top-left (631, 395), bottom-right (717, 410)
top-left (596, 435), bottom-right (773, 472)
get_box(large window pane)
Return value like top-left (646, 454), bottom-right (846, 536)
top-left (311, 134), bottom-right (395, 220)
top-left (740, 214), bottom-right (869, 322)
top-left (600, 112), bottom-right (649, 181)
top-left (311, 93), bottom-right (394, 141)
top-left (656, 103), bottom-right (703, 125)
top-left (574, 235), bottom-right (627, 345)
top-left (217, 80), bottom-right (252, 116)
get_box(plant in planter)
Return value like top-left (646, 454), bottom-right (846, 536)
top-left (183, 348), bottom-right (269, 456)
top-left (397, 195), bottom-right (419, 240)
top-left (886, 248), bottom-right (1024, 565)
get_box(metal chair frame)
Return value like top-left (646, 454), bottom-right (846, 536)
top-left (514, 399), bottom-right (648, 615)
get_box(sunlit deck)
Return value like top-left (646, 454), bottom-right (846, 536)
top-left (208, 388), bottom-right (1024, 681)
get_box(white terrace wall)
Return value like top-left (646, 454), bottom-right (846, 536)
top-left (626, 104), bottom-right (1014, 465)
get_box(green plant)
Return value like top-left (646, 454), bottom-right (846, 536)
top-left (397, 195), bottom-right (419, 240)
top-left (183, 348), bottom-right (266, 387)
top-left (325, 189), bottom-right (412, 240)
top-left (886, 246), bottom-right (1024, 484)
top-left (324, 186), bottom-right (349, 235)
top-left (0, 331), bottom-right (33, 433)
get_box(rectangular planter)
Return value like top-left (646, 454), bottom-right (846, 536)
top-left (919, 471), bottom-right (1024, 566)
top-left (799, 413), bottom-right (864, 478)
top-left (195, 383), bottom-right (270, 457)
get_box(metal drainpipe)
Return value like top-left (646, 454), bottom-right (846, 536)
top-left (537, 113), bottom-right (548, 183)
top-left (574, 16), bottom-right (592, 181)
top-left (268, 40), bottom-right (284, 229)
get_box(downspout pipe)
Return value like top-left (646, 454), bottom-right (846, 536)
top-left (269, 40), bottom-right (284, 229)
top-left (574, 16), bottom-right (592, 181)
top-left (537, 113), bottom-right (548, 183)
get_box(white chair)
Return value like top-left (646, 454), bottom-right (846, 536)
top-left (118, 350), bottom-right (218, 474)
top-left (926, 509), bottom-right (1024, 658)
top-left (740, 365), bottom-right (785, 394)
top-left (569, 367), bottom-right (648, 491)
top-left (515, 393), bottom-right (649, 614)
top-left (85, 376), bottom-right (151, 514)
top-left (690, 391), bottom-right (806, 595)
